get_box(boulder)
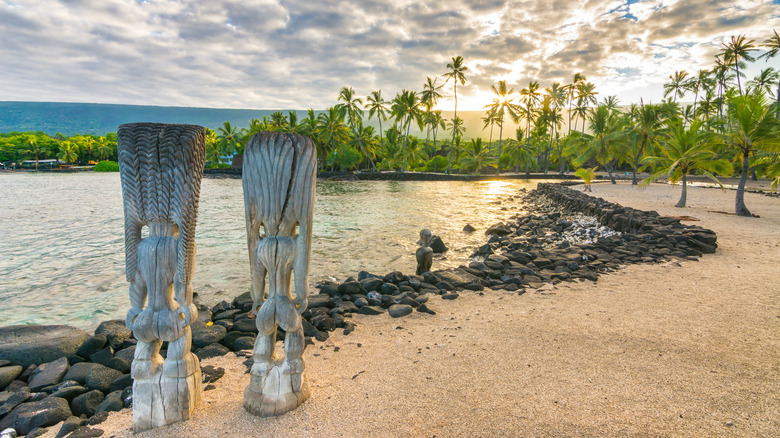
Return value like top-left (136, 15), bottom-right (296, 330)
top-left (463, 224), bottom-right (476, 232)
top-left (195, 344), bottom-right (229, 360)
top-left (434, 269), bottom-right (481, 287)
top-left (306, 294), bottom-right (332, 309)
top-left (75, 335), bottom-right (107, 360)
top-left (0, 397), bottom-right (72, 436)
top-left (88, 347), bottom-right (114, 368)
top-left (0, 387), bottom-right (31, 417)
top-left (62, 363), bottom-right (101, 386)
top-left (485, 222), bottom-right (512, 236)
top-left (109, 374), bottom-right (132, 393)
top-left (388, 305), bottom-right (413, 318)
top-left (0, 325), bottom-right (89, 367)
top-left (232, 318), bottom-right (258, 334)
top-left (191, 323), bottom-right (227, 348)
top-left (231, 292), bottom-right (254, 312)
top-left (357, 306), bottom-right (384, 316)
top-left (84, 365), bottom-right (123, 394)
top-left (0, 366), bottom-right (22, 391)
top-left (49, 385), bottom-right (87, 402)
top-left (222, 331), bottom-right (255, 351)
top-left (54, 416), bottom-right (84, 438)
top-left (429, 235), bottom-right (448, 253)
top-left (71, 390), bottom-right (104, 417)
top-left (95, 391), bottom-right (123, 414)
top-left (28, 357), bottom-right (69, 392)
top-left (232, 337), bottom-right (255, 351)
top-left (94, 320), bottom-right (131, 351)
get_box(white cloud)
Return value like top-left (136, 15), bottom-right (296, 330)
top-left (0, 0), bottom-right (779, 110)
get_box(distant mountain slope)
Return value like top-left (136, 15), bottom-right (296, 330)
top-left (0, 101), bottom-right (525, 139)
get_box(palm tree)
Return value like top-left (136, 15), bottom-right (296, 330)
top-left (715, 91), bottom-right (780, 216)
top-left (391, 89), bottom-right (423, 172)
top-left (575, 167), bottom-right (598, 192)
top-left (205, 128), bottom-right (223, 167)
top-left (664, 70), bottom-right (689, 103)
top-left (315, 107), bottom-right (350, 171)
top-left (720, 34), bottom-right (757, 95)
top-left (21, 137), bottom-right (45, 169)
top-left (643, 119), bottom-right (731, 207)
top-left (565, 72), bottom-right (586, 136)
top-left (442, 55), bottom-right (468, 174)
top-left (420, 76), bottom-right (444, 145)
top-left (628, 102), bottom-right (664, 185)
top-left (685, 69), bottom-right (713, 119)
top-left (461, 138), bottom-right (494, 175)
top-left (365, 90), bottom-right (389, 151)
top-left (570, 105), bottom-right (626, 184)
top-left (337, 86), bottom-right (375, 171)
top-left (96, 136), bottom-right (112, 161)
top-left (575, 81), bottom-right (598, 131)
top-left (759, 30), bottom-right (780, 105)
top-left (268, 112), bottom-right (289, 131)
top-left (217, 121), bottom-right (243, 157)
top-left (519, 81), bottom-right (542, 175)
top-left (481, 109), bottom-right (498, 147)
top-left (57, 140), bottom-right (78, 164)
top-left (429, 110), bottom-right (446, 172)
top-left (747, 68), bottom-right (779, 98)
top-left (487, 80), bottom-right (521, 174)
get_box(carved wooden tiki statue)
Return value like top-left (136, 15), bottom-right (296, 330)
top-left (117, 123), bottom-right (206, 432)
top-left (242, 131), bottom-right (316, 416)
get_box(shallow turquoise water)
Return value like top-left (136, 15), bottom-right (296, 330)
top-left (0, 172), bottom-right (541, 329)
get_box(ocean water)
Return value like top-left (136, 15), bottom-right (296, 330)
top-left (0, 172), bottom-right (541, 330)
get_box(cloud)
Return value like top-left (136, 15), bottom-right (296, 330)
top-left (0, 0), bottom-right (779, 111)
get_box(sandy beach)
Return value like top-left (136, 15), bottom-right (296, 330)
top-left (42, 182), bottom-right (779, 437)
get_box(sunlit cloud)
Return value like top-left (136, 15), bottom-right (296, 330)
top-left (0, 0), bottom-right (778, 111)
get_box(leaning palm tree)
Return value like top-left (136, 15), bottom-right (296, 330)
top-left (565, 72), bottom-right (586, 136)
top-left (642, 119), bottom-right (731, 207)
top-left (391, 89), bottom-right (423, 172)
top-left (337, 86), bottom-right (375, 171)
top-left (365, 90), bottom-right (389, 149)
top-left (487, 80), bottom-right (521, 174)
top-left (714, 91), bottom-right (780, 216)
top-left (664, 70), bottom-right (689, 103)
top-left (720, 34), bottom-right (757, 95)
top-left (575, 81), bottom-right (598, 131)
top-left (442, 55), bottom-right (468, 174)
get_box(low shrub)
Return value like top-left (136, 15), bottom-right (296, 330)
top-left (94, 160), bottom-right (119, 172)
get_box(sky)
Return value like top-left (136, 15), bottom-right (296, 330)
top-left (2, 0), bottom-right (780, 111)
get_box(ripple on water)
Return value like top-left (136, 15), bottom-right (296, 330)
top-left (0, 173), bottom-right (544, 330)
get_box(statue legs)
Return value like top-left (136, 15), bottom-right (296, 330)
top-left (244, 238), bottom-right (310, 416)
top-left (130, 225), bottom-right (201, 433)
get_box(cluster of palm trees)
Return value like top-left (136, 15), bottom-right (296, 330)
top-left (199, 31), bottom-right (780, 216)
top-left (0, 131), bottom-right (117, 168)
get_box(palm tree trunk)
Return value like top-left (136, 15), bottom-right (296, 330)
top-left (351, 124), bottom-right (375, 171)
top-left (525, 119), bottom-right (531, 176)
top-left (736, 150), bottom-right (751, 216)
top-left (447, 83), bottom-right (458, 175)
top-left (432, 128), bottom-right (438, 172)
top-left (402, 118), bottom-right (411, 173)
top-left (675, 173), bottom-right (687, 208)
top-left (497, 124), bottom-right (503, 175)
top-left (735, 62), bottom-right (742, 95)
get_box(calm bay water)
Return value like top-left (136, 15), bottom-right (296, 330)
top-left (0, 172), bottom-right (540, 330)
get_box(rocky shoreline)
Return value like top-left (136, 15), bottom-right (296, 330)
top-left (0, 183), bottom-right (719, 437)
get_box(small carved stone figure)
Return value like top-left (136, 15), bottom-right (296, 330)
top-left (242, 131), bottom-right (316, 417)
top-left (117, 123), bottom-right (206, 433)
top-left (416, 229), bottom-right (434, 275)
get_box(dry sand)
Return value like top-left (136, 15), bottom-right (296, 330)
top-left (43, 182), bottom-right (779, 437)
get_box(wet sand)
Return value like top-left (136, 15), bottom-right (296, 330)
top-left (44, 182), bottom-right (779, 437)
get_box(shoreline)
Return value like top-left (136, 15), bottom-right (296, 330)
top-left (2, 182), bottom-right (778, 437)
top-left (86, 182), bottom-right (780, 437)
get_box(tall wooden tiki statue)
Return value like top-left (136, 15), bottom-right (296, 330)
top-left (117, 123), bottom-right (206, 432)
top-left (242, 131), bottom-right (316, 416)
